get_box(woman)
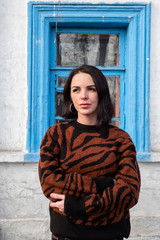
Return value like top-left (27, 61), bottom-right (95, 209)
top-left (38, 65), bottom-right (140, 240)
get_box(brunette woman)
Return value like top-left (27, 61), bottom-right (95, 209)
top-left (39, 65), bottom-right (140, 240)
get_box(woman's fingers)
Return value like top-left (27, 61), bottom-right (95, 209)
top-left (50, 199), bottom-right (64, 212)
top-left (50, 193), bottom-right (65, 200)
top-left (50, 193), bottom-right (65, 212)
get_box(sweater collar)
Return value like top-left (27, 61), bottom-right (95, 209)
top-left (71, 120), bottom-right (109, 138)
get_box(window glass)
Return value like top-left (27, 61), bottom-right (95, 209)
top-left (55, 92), bottom-right (63, 116)
top-left (56, 34), bottom-right (119, 67)
top-left (106, 76), bottom-right (119, 118)
top-left (58, 77), bottom-right (66, 88)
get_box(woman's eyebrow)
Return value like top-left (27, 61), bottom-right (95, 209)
top-left (71, 84), bottom-right (96, 88)
top-left (71, 86), bottom-right (80, 89)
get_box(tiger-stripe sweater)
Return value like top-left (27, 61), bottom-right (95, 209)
top-left (39, 120), bottom-right (140, 240)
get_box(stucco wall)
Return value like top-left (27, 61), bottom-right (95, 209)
top-left (0, 0), bottom-right (160, 239)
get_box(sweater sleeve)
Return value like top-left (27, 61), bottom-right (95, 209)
top-left (39, 127), bottom-right (99, 200)
top-left (64, 135), bottom-right (140, 219)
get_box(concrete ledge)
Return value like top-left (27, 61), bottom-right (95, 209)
top-left (0, 151), bottom-right (160, 163)
top-left (0, 152), bottom-right (25, 162)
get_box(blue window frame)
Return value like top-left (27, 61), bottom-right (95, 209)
top-left (26, 2), bottom-right (151, 162)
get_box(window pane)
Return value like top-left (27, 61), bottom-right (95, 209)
top-left (58, 77), bottom-right (67, 88)
top-left (56, 34), bottom-right (119, 67)
top-left (106, 76), bottom-right (119, 118)
top-left (55, 119), bottom-right (67, 124)
top-left (55, 118), bottom-right (74, 124)
top-left (110, 120), bottom-right (119, 127)
top-left (55, 92), bottom-right (63, 116)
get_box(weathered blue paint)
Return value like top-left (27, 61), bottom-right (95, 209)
top-left (26, 3), bottom-right (33, 153)
top-left (144, 4), bottom-right (151, 154)
top-left (25, 2), bottom-right (151, 162)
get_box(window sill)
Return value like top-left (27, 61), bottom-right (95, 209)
top-left (0, 151), bottom-right (39, 163)
top-left (0, 151), bottom-right (160, 163)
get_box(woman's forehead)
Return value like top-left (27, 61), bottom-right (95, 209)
top-left (71, 72), bottom-right (95, 86)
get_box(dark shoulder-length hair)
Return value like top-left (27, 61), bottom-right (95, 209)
top-left (62, 64), bottom-right (114, 127)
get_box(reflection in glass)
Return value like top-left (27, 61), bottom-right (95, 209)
top-left (110, 120), bottom-right (119, 127)
top-left (55, 119), bottom-right (74, 124)
top-left (106, 77), bottom-right (119, 118)
top-left (56, 34), bottom-right (119, 67)
top-left (55, 92), bottom-right (63, 116)
top-left (58, 77), bottom-right (67, 88)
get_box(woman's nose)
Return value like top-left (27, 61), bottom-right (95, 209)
top-left (80, 90), bottom-right (88, 99)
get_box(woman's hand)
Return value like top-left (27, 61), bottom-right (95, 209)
top-left (113, 179), bottom-right (117, 185)
top-left (50, 193), bottom-right (65, 212)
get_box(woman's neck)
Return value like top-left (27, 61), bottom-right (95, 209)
top-left (77, 115), bottom-right (97, 126)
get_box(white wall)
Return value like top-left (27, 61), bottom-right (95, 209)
top-left (0, 0), bottom-right (160, 239)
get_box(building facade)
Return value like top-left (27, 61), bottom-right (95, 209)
top-left (0, 0), bottom-right (160, 239)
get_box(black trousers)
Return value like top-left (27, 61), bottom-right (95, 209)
top-left (52, 235), bottom-right (123, 240)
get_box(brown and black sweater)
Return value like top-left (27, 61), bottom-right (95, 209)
top-left (39, 121), bottom-right (140, 240)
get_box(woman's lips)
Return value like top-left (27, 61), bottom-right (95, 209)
top-left (79, 103), bottom-right (90, 108)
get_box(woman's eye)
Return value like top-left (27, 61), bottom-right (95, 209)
top-left (88, 87), bottom-right (96, 91)
top-left (72, 88), bottom-right (79, 92)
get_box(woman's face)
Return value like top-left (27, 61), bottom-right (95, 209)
top-left (70, 72), bottom-right (99, 122)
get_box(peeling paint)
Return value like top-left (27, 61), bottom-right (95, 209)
top-left (35, 39), bottom-right (41, 44)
